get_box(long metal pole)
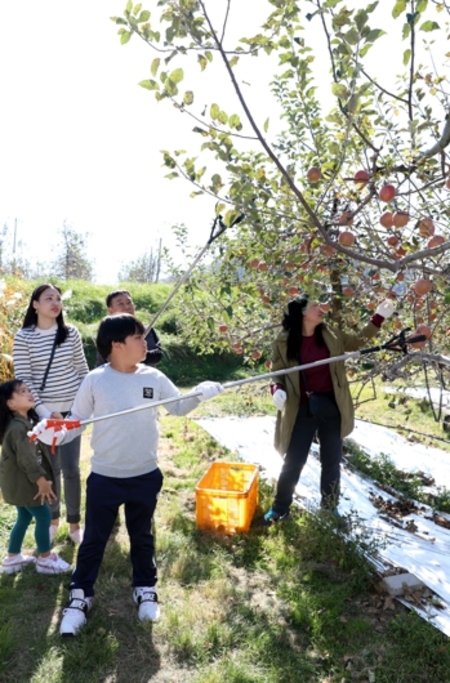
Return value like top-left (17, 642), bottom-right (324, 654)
top-left (31, 335), bottom-right (427, 438)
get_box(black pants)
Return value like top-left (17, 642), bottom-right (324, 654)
top-left (273, 405), bottom-right (343, 513)
top-left (70, 468), bottom-right (163, 597)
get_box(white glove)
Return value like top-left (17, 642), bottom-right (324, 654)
top-left (273, 389), bottom-right (287, 411)
top-left (27, 419), bottom-right (67, 446)
top-left (375, 299), bottom-right (395, 319)
top-left (194, 381), bottom-right (224, 402)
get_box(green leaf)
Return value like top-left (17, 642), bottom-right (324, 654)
top-left (331, 83), bottom-right (349, 99)
top-left (215, 203), bottom-right (226, 215)
top-left (120, 31), bottom-right (132, 45)
top-left (126, 0), bottom-right (133, 12)
top-left (137, 10), bottom-right (150, 22)
top-left (151, 58), bottom-right (160, 77)
top-left (218, 111), bottom-right (228, 125)
top-left (345, 28), bottom-right (360, 45)
top-left (205, 51), bottom-right (213, 62)
top-left (183, 91), bottom-right (194, 105)
top-left (139, 79), bottom-right (159, 90)
top-left (229, 56), bottom-right (239, 68)
top-left (198, 55), bottom-right (207, 71)
top-left (403, 48), bottom-right (411, 66)
top-left (229, 114), bottom-right (241, 129)
top-left (168, 68), bottom-right (184, 85)
top-left (211, 174), bottom-right (222, 187)
top-left (365, 28), bottom-right (386, 42)
top-left (420, 20), bottom-right (440, 32)
top-left (392, 0), bottom-right (407, 18)
top-left (263, 118), bottom-right (269, 133)
top-left (416, 0), bottom-right (428, 11)
top-left (111, 17), bottom-right (128, 25)
top-left (132, 3), bottom-right (142, 15)
top-left (210, 103), bottom-right (220, 120)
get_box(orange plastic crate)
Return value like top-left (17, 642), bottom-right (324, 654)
top-left (195, 462), bottom-right (259, 534)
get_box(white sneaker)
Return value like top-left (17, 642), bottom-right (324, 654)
top-left (36, 552), bottom-right (72, 575)
top-left (0, 554), bottom-right (36, 575)
top-left (60, 589), bottom-right (92, 637)
top-left (133, 586), bottom-right (160, 622)
top-left (68, 528), bottom-right (83, 544)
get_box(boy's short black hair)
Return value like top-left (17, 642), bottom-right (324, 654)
top-left (106, 289), bottom-right (131, 308)
top-left (96, 314), bottom-right (145, 359)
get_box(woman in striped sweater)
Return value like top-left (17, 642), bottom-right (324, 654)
top-left (13, 284), bottom-right (89, 543)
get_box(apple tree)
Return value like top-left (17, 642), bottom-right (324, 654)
top-left (112, 0), bottom-right (450, 402)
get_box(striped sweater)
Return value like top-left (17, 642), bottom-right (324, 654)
top-left (13, 324), bottom-right (89, 418)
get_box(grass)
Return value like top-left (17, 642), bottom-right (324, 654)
top-left (1, 385), bottom-right (450, 682)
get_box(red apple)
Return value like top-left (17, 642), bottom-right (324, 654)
top-left (418, 218), bottom-right (435, 237)
top-left (319, 303), bottom-right (331, 313)
top-left (410, 324), bottom-right (432, 349)
top-left (288, 286), bottom-right (299, 297)
top-left (427, 234), bottom-right (444, 248)
top-left (413, 278), bottom-right (432, 296)
top-left (219, 325), bottom-right (228, 333)
top-left (392, 211), bottom-right (409, 228)
top-left (306, 166), bottom-right (321, 183)
top-left (339, 212), bottom-right (353, 226)
top-left (258, 262), bottom-right (268, 272)
top-left (379, 184), bottom-right (396, 202)
top-left (320, 244), bottom-right (335, 256)
top-left (251, 350), bottom-right (262, 360)
top-left (387, 235), bottom-right (400, 247)
top-left (342, 286), bottom-right (354, 296)
top-left (249, 258), bottom-right (260, 269)
top-left (354, 170), bottom-right (370, 184)
top-left (379, 212), bottom-right (394, 228)
top-left (338, 230), bottom-right (355, 247)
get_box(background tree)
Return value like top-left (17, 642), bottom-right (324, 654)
top-left (52, 221), bottom-right (94, 282)
top-left (112, 0), bottom-right (450, 402)
top-left (119, 238), bottom-right (164, 283)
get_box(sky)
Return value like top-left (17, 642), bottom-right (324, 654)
top-left (0, 1), bottom-right (446, 284)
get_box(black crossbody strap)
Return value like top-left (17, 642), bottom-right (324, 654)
top-left (39, 331), bottom-right (58, 392)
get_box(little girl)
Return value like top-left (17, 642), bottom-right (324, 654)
top-left (0, 380), bottom-right (71, 575)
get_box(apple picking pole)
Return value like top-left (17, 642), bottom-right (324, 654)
top-left (32, 332), bottom-right (427, 439)
top-left (145, 213), bottom-right (245, 335)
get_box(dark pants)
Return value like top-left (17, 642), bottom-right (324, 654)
top-left (8, 504), bottom-right (52, 554)
top-left (273, 404), bottom-right (343, 513)
top-left (49, 435), bottom-right (82, 524)
top-left (70, 468), bottom-right (163, 597)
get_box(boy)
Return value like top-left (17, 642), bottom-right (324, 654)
top-left (95, 289), bottom-right (163, 366)
top-left (32, 314), bottom-right (222, 636)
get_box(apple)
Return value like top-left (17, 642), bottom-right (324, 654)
top-left (249, 258), bottom-right (260, 269)
top-left (218, 325), bottom-right (228, 333)
top-left (413, 278), bottom-right (432, 296)
top-left (418, 217), bottom-right (435, 237)
top-left (410, 323), bottom-right (432, 349)
top-left (284, 262), bottom-right (296, 271)
top-left (379, 184), bottom-right (396, 202)
top-left (387, 235), bottom-right (400, 247)
top-left (339, 212), bottom-right (353, 226)
top-left (306, 166), bottom-right (321, 183)
top-left (319, 302), bottom-right (331, 313)
top-left (251, 350), bottom-right (262, 360)
top-left (366, 302), bottom-right (376, 310)
top-left (342, 286), bottom-right (354, 296)
top-left (258, 261), bottom-right (268, 272)
top-left (354, 169), bottom-right (370, 184)
top-left (262, 295), bottom-right (270, 304)
top-left (427, 234), bottom-right (445, 248)
top-left (288, 286), bottom-right (299, 296)
top-left (392, 211), bottom-right (409, 228)
top-left (320, 244), bottom-right (335, 256)
top-left (338, 230), bottom-right (355, 246)
top-left (265, 360), bottom-right (271, 369)
top-left (379, 212), bottom-right (394, 228)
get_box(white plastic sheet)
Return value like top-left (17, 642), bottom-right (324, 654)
top-left (196, 416), bottom-right (450, 636)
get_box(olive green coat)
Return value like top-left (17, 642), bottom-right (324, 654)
top-left (272, 321), bottom-right (380, 455)
top-left (0, 414), bottom-right (54, 507)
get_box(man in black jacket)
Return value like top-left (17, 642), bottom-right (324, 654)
top-left (95, 290), bottom-right (163, 367)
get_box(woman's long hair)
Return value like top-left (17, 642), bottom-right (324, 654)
top-left (22, 284), bottom-right (69, 346)
top-left (0, 380), bottom-right (37, 444)
top-left (282, 298), bottom-right (325, 361)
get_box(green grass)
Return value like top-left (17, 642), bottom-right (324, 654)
top-left (1, 388), bottom-right (450, 682)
